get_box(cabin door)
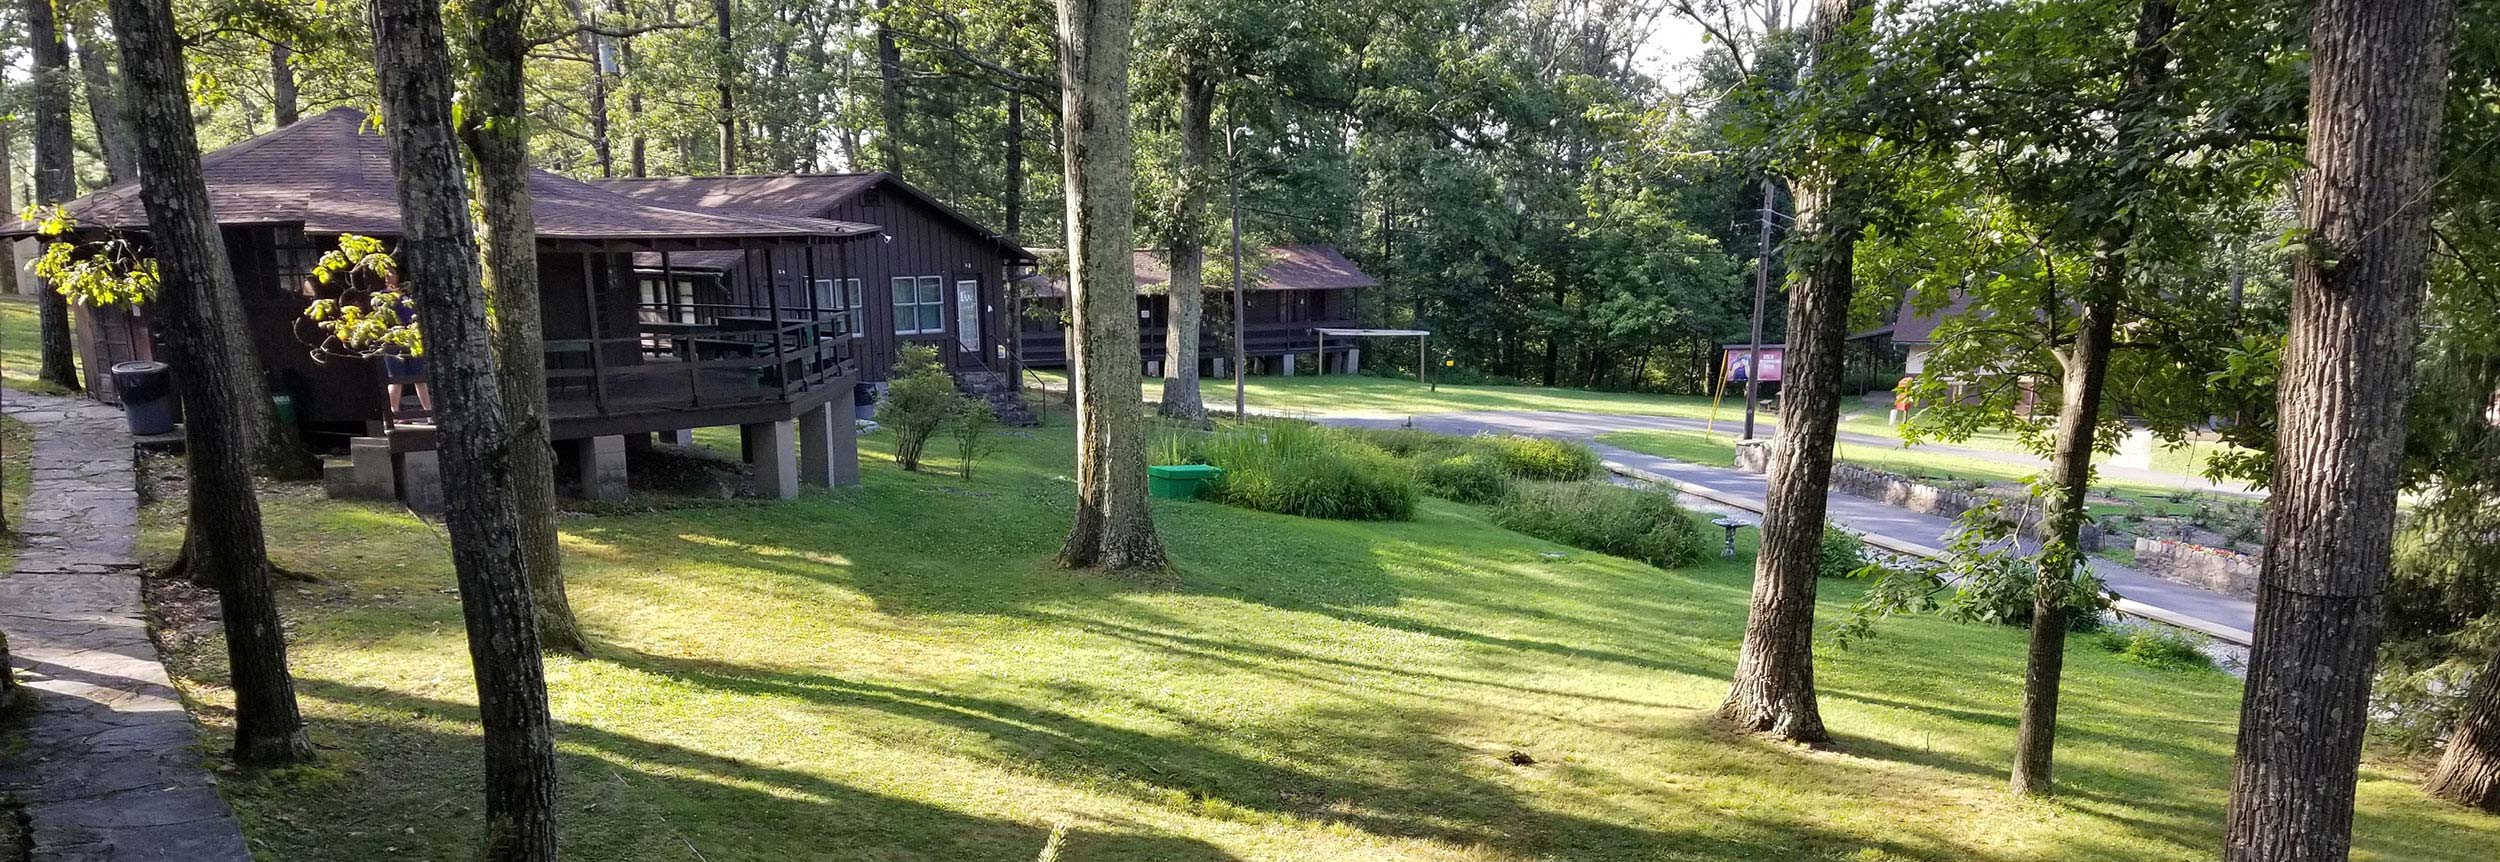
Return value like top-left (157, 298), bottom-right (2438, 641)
top-left (953, 277), bottom-right (986, 370)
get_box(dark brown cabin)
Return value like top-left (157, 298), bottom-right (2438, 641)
top-left (15, 108), bottom-right (878, 501)
top-left (594, 175), bottom-right (1036, 394)
top-left (1018, 245), bottom-right (1376, 375)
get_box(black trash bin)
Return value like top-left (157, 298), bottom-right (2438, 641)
top-left (111, 360), bottom-right (177, 435)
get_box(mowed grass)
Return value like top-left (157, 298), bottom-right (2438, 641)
top-left (1032, 368), bottom-right (1725, 421)
top-left (1599, 427), bottom-right (2219, 517)
top-left (0, 296), bottom-right (78, 395)
top-left (142, 421), bottom-right (2498, 862)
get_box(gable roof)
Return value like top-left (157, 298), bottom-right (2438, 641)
top-left (1020, 245), bottom-right (1380, 299)
top-left (12, 108), bottom-right (875, 245)
top-left (1891, 292), bottom-right (1978, 345)
top-left (594, 173), bottom-right (1035, 260)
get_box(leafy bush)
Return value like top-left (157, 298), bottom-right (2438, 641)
top-left (1481, 434), bottom-right (1601, 481)
top-left (881, 344), bottom-right (959, 471)
top-left (1417, 452), bottom-right (1511, 504)
top-left (950, 400), bottom-right (1000, 479)
top-left (1818, 527), bottom-right (1870, 579)
top-left (1339, 427), bottom-right (1453, 458)
top-left (1197, 420), bottom-right (1419, 521)
top-left (2094, 626), bottom-right (2214, 671)
top-left (1941, 555), bottom-right (2108, 632)
top-left (1491, 481), bottom-right (1706, 569)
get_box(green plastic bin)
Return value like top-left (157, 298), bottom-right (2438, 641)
top-left (1147, 464), bottom-right (1225, 500)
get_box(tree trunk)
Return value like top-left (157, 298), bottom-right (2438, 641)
top-left (1054, 0), bottom-right (1166, 572)
top-left (465, 0), bottom-right (591, 658)
top-left (713, 0), bottom-right (735, 173)
top-left (106, 0), bottom-right (312, 767)
top-left (1004, 90), bottom-right (1023, 238)
top-left (0, 118), bottom-right (18, 296)
top-left (2224, 1), bottom-right (2456, 859)
top-left (1720, 0), bottom-right (1867, 746)
top-left (369, 0), bottom-right (561, 858)
top-left (2009, 0), bottom-right (2174, 797)
top-left (72, 12), bottom-right (136, 184)
top-left (875, 0), bottom-right (907, 176)
top-left (29, 0), bottom-right (83, 392)
top-left (1157, 65), bottom-right (1213, 426)
top-left (270, 42), bottom-right (300, 126)
top-left (2427, 646), bottom-right (2500, 811)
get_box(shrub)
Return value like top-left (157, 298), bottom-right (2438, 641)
top-left (950, 399), bottom-right (1000, 480)
top-left (1341, 426), bottom-right (1464, 458)
top-left (1417, 452), bottom-right (1511, 504)
top-left (880, 344), bottom-right (958, 471)
top-left (1818, 527), bottom-right (1869, 579)
top-left (1492, 481), bottom-right (1706, 569)
top-left (2094, 626), bottom-right (2214, 671)
top-left (1481, 434), bottom-right (1601, 481)
top-left (1198, 420), bottom-right (1419, 521)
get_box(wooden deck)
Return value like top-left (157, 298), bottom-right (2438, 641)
top-left (1018, 319), bottom-right (1356, 367)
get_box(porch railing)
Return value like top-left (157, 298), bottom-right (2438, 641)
top-left (1018, 319), bottom-right (1354, 366)
top-left (542, 304), bottom-right (855, 420)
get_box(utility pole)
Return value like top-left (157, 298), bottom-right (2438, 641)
top-left (1229, 127), bottom-right (1247, 418)
top-left (1741, 0), bottom-right (1784, 441)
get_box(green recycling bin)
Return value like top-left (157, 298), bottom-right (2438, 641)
top-left (1147, 464), bottom-right (1226, 500)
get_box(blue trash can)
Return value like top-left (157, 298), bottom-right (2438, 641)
top-left (111, 360), bottom-right (177, 435)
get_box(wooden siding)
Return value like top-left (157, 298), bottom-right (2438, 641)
top-left (1017, 288), bottom-right (1360, 367)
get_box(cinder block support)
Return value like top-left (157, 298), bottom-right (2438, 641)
top-left (1282, 353), bottom-right (1298, 376)
top-left (1346, 347), bottom-right (1362, 373)
top-left (399, 449), bottom-right (446, 514)
top-left (742, 419), bottom-right (799, 499)
top-left (1212, 357), bottom-right (1228, 378)
top-left (575, 435), bottom-right (630, 501)
top-left (343, 437), bottom-right (397, 500)
top-left (659, 427), bottom-right (694, 447)
top-left (797, 402), bottom-right (853, 488)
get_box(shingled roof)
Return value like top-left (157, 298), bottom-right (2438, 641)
top-left (13, 108), bottom-right (875, 245)
top-left (1021, 245), bottom-right (1380, 299)
top-left (596, 173), bottom-right (1034, 259)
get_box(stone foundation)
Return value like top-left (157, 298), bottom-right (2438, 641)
top-left (2133, 538), bottom-right (2259, 598)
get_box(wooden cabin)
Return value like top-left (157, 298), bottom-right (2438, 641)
top-left (1018, 245), bottom-right (1377, 376)
top-left (15, 108), bottom-right (877, 504)
top-left (593, 175), bottom-right (1036, 397)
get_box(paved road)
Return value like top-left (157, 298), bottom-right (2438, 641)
top-left (1319, 410), bottom-right (2258, 645)
top-left (1, 391), bottom-right (253, 862)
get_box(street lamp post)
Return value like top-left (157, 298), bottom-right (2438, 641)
top-left (1228, 126), bottom-right (1248, 419)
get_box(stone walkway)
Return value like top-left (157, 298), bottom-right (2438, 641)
top-left (2, 390), bottom-right (251, 862)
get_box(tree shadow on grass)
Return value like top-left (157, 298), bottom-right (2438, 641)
top-left (274, 677), bottom-right (1242, 862)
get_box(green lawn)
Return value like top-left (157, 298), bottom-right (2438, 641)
top-left (0, 296), bottom-right (77, 395)
top-left (141, 419), bottom-right (2495, 862)
top-left (2, 415), bottom-right (29, 572)
top-left (1033, 368), bottom-right (1726, 421)
top-left (1599, 427), bottom-right (2219, 518)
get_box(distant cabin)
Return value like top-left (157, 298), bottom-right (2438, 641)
top-left (593, 174), bottom-right (1036, 392)
top-left (7, 108), bottom-right (876, 504)
top-left (1018, 244), bottom-right (1377, 376)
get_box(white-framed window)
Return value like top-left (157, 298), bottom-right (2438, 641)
top-left (812, 278), bottom-right (865, 336)
top-left (893, 275), bottom-right (946, 335)
top-left (954, 279), bottom-right (980, 351)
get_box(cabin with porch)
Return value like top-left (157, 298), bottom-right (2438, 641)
top-left (16, 108), bottom-right (876, 506)
top-left (1017, 245), bottom-right (1377, 376)
top-left (592, 174), bottom-right (1038, 422)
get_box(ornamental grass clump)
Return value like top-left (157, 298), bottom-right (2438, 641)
top-left (1196, 420), bottom-right (1420, 521)
top-left (1417, 452), bottom-right (1511, 504)
top-left (1491, 481), bottom-right (1706, 569)
top-left (1480, 434), bottom-right (1601, 481)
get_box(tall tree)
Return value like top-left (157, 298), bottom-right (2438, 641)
top-left (2431, 645), bottom-right (2500, 810)
top-left (1720, 0), bottom-right (1867, 745)
top-left (2224, 0), bottom-right (2459, 858)
top-left (463, 0), bottom-right (591, 657)
top-left (1156, 63), bottom-right (1212, 424)
top-left (28, 0), bottom-right (85, 392)
top-left (71, 8), bottom-right (136, 184)
top-left (712, 0), bottom-right (734, 173)
top-left (369, 0), bottom-right (560, 857)
top-left (2009, 0), bottom-right (2176, 797)
top-left (104, 0), bottom-right (311, 766)
top-left (270, 41), bottom-right (300, 126)
top-left (0, 117), bottom-right (19, 296)
top-left (875, 0), bottom-right (907, 175)
top-left (1055, 0), bottom-right (1167, 571)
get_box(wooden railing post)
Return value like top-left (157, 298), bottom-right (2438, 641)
top-left (581, 248), bottom-right (610, 415)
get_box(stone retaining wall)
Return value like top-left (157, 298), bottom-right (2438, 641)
top-left (2132, 537), bottom-right (2260, 598)
top-left (1734, 440), bottom-right (2097, 548)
